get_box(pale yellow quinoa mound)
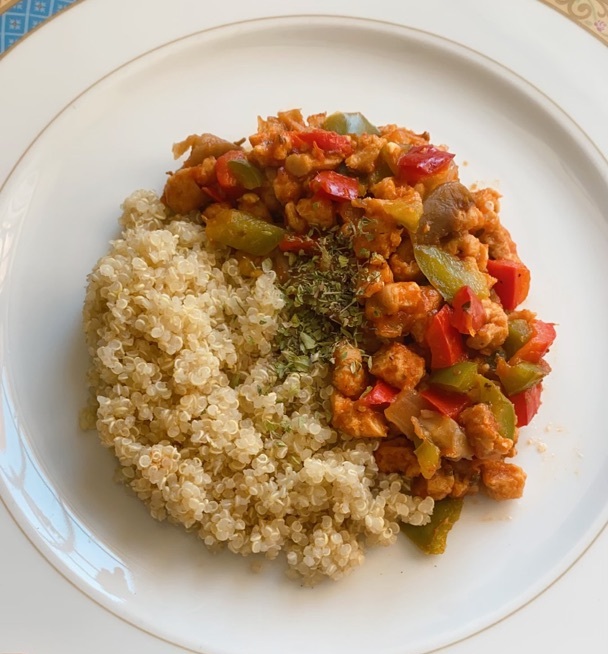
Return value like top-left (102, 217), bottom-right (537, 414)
top-left (81, 190), bottom-right (433, 584)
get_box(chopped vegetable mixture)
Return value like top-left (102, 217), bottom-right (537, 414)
top-left (161, 109), bottom-right (556, 553)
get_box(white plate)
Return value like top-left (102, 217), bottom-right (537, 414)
top-left (1, 2), bottom-right (607, 654)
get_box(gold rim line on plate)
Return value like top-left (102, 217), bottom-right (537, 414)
top-left (0, 0), bottom-right (86, 60)
top-left (1, 12), bottom-right (607, 654)
top-left (1, 1), bottom-right (608, 47)
top-left (2, 15), bottom-right (608, 653)
top-left (540, 0), bottom-right (608, 44)
top-left (0, 0), bottom-right (21, 13)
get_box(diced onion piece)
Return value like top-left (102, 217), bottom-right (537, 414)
top-left (414, 410), bottom-right (473, 460)
top-left (384, 389), bottom-right (429, 439)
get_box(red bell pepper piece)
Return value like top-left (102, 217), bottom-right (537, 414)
top-left (450, 285), bottom-right (486, 336)
top-left (510, 320), bottom-right (556, 364)
top-left (358, 379), bottom-right (400, 407)
top-left (419, 387), bottom-right (471, 419)
top-left (397, 145), bottom-right (455, 184)
top-left (215, 150), bottom-right (247, 189)
top-left (278, 233), bottom-right (318, 254)
top-left (201, 186), bottom-right (225, 203)
top-left (426, 305), bottom-right (466, 370)
top-left (486, 259), bottom-right (531, 311)
top-left (291, 130), bottom-right (353, 156)
top-left (510, 383), bottom-right (543, 427)
top-left (311, 170), bottom-right (359, 201)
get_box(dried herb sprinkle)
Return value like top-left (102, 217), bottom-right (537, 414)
top-left (273, 229), bottom-right (365, 377)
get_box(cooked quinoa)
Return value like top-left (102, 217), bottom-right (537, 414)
top-left (82, 190), bottom-right (433, 584)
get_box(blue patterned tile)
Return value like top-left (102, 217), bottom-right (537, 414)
top-left (31, 1), bottom-right (50, 14)
top-left (0, 0), bottom-right (78, 55)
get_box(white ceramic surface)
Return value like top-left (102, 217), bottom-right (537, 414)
top-left (1, 2), bottom-right (607, 654)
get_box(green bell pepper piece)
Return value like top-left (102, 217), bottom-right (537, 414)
top-left (402, 498), bottom-right (463, 555)
top-left (322, 111), bottom-right (380, 136)
top-left (414, 437), bottom-right (441, 480)
top-left (503, 318), bottom-right (534, 359)
top-left (470, 374), bottom-right (516, 440)
top-left (205, 209), bottom-right (285, 256)
top-left (366, 158), bottom-right (393, 185)
top-left (413, 244), bottom-right (489, 302)
top-left (227, 159), bottom-right (264, 190)
top-left (429, 361), bottom-right (478, 393)
top-left (381, 197), bottom-right (423, 231)
top-left (496, 360), bottom-right (547, 396)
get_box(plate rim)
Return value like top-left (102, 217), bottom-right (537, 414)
top-left (1, 9), bottom-right (608, 654)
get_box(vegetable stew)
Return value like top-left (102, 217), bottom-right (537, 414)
top-left (161, 109), bottom-right (556, 552)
